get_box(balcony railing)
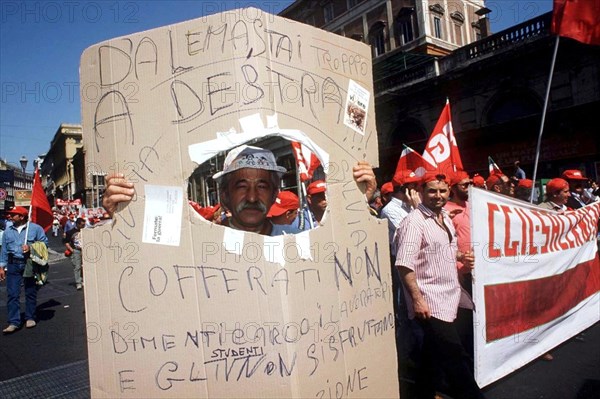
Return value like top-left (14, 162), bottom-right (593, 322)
top-left (448, 13), bottom-right (551, 68)
top-left (375, 12), bottom-right (552, 95)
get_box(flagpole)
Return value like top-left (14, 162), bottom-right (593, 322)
top-left (530, 36), bottom-right (560, 203)
top-left (24, 168), bottom-right (36, 245)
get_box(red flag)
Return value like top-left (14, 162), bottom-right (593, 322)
top-left (396, 144), bottom-right (436, 178)
top-left (291, 141), bottom-right (321, 182)
top-left (422, 101), bottom-right (464, 178)
top-left (31, 168), bottom-right (53, 232)
top-left (488, 156), bottom-right (503, 176)
top-left (551, 0), bottom-right (600, 46)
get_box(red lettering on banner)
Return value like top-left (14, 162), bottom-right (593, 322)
top-left (484, 256), bottom-right (600, 342)
top-left (501, 205), bottom-right (519, 257)
top-left (576, 215), bottom-right (591, 243)
top-left (488, 203), bottom-right (501, 258)
top-left (559, 214), bottom-right (574, 250)
top-left (567, 213), bottom-right (584, 247)
top-left (547, 214), bottom-right (560, 252)
top-left (486, 202), bottom-right (599, 260)
top-left (513, 208), bottom-right (529, 256)
top-left (531, 210), bottom-right (551, 254)
top-left (520, 208), bottom-right (537, 255)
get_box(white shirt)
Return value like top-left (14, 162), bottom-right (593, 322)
top-left (380, 197), bottom-right (412, 255)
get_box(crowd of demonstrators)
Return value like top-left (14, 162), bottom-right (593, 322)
top-left (0, 207), bottom-right (48, 334)
top-left (101, 145), bottom-right (600, 398)
top-left (377, 159), bottom-right (600, 397)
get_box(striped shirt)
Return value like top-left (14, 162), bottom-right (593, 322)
top-left (394, 203), bottom-right (460, 322)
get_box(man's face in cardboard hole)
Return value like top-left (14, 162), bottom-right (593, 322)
top-left (220, 168), bottom-right (279, 230)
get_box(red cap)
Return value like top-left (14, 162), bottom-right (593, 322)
top-left (517, 179), bottom-right (533, 189)
top-left (561, 169), bottom-right (586, 181)
top-left (392, 169), bottom-right (421, 187)
top-left (472, 174), bottom-right (485, 188)
top-left (486, 173), bottom-right (506, 189)
top-left (450, 170), bottom-right (470, 186)
top-left (307, 180), bottom-right (326, 195)
top-left (546, 178), bottom-right (569, 194)
top-left (6, 206), bottom-right (28, 216)
top-left (421, 172), bottom-right (447, 185)
top-left (267, 191), bottom-right (299, 217)
top-left (381, 182), bottom-right (394, 195)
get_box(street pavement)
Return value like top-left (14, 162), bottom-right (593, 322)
top-left (0, 232), bottom-right (598, 398)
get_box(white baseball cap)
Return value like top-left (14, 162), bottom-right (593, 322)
top-left (212, 145), bottom-right (287, 181)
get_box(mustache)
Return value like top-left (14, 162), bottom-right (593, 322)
top-left (235, 200), bottom-right (268, 214)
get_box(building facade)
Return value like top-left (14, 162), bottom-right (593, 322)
top-left (280, 0), bottom-right (490, 58)
top-left (40, 124), bottom-right (84, 206)
top-left (0, 159), bottom-right (33, 211)
top-left (374, 13), bottom-right (600, 181)
top-left (281, 3), bottom-right (600, 182)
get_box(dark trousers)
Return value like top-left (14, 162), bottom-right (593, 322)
top-left (6, 262), bottom-right (37, 326)
top-left (416, 317), bottom-right (484, 399)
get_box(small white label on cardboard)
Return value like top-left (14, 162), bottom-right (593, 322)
top-left (223, 227), bottom-right (244, 254)
top-left (344, 79), bottom-right (370, 135)
top-left (142, 185), bottom-right (183, 246)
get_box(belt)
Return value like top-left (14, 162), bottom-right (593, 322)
top-left (8, 255), bottom-right (26, 264)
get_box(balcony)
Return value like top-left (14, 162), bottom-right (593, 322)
top-left (375, 13), bottom-right (552, 95)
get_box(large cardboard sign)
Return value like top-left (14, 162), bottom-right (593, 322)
top-left (80, 8), bottom-right (398, 398)
top-left (471, 188), bottom-right (600, 387)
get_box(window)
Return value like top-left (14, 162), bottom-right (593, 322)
top-left (395, 7), bottom-right (417, 45)
top-left (454, 23), bottom-right (463, 45)
top-left (451, 12), bottom-right (464, 46)
top-left (369, 21), bottom-right (386, 57)
top-left (433, 17), bottom-right (443, 39)
top-left (324, 2), bottom-right (334, 23)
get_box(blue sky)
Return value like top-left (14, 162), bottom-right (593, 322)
top-left (0, 0), bottom-right (552, 171)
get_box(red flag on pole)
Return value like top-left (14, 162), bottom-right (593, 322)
top-left (31, 168), bottom-right (53, 232)
top-left (396, 144), bottom-right (436, 179)
top-left (551, 0), bottom-right (600, 46)
top-left (291, 141), bottom-right (321, 182)
top-left (422, 101), bottom-right (464, 178)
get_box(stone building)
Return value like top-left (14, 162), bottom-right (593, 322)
top-left (40, 124), bottom-right (84, 206)
top-left (281, 2), bottom-right (600, 182)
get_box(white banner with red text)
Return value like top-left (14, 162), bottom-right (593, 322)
top-left (471, 187), bottom-right (600, 387)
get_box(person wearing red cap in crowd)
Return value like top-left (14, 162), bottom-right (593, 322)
top-left (0, 206), bottom-right (49, 334)
top-left (394, 173), bottom-right (484, 399)
top-left (444, 170), bottom-right (477, 361)
top-left (514, 178), bottom-right (534, 202)
top-left (472, 173), bottom-right (485, 189)
top-left (306, 180), bottom-right (327, 225)
top-left (380, 182), bottom-right (394, 206)
top-left (267, 191), bottom-right (306, 234)
top-left (381, 169), bottom-right (421, 256)
top-left (486, 172), bottom-right (514, 196)
top-left (562, 169), bottom-right (592, 209)
top-left (539, 178), bottom-right (571, 212)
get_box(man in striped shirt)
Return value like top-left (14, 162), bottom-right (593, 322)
top-left (394, 173), bottom-right (484, 399)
